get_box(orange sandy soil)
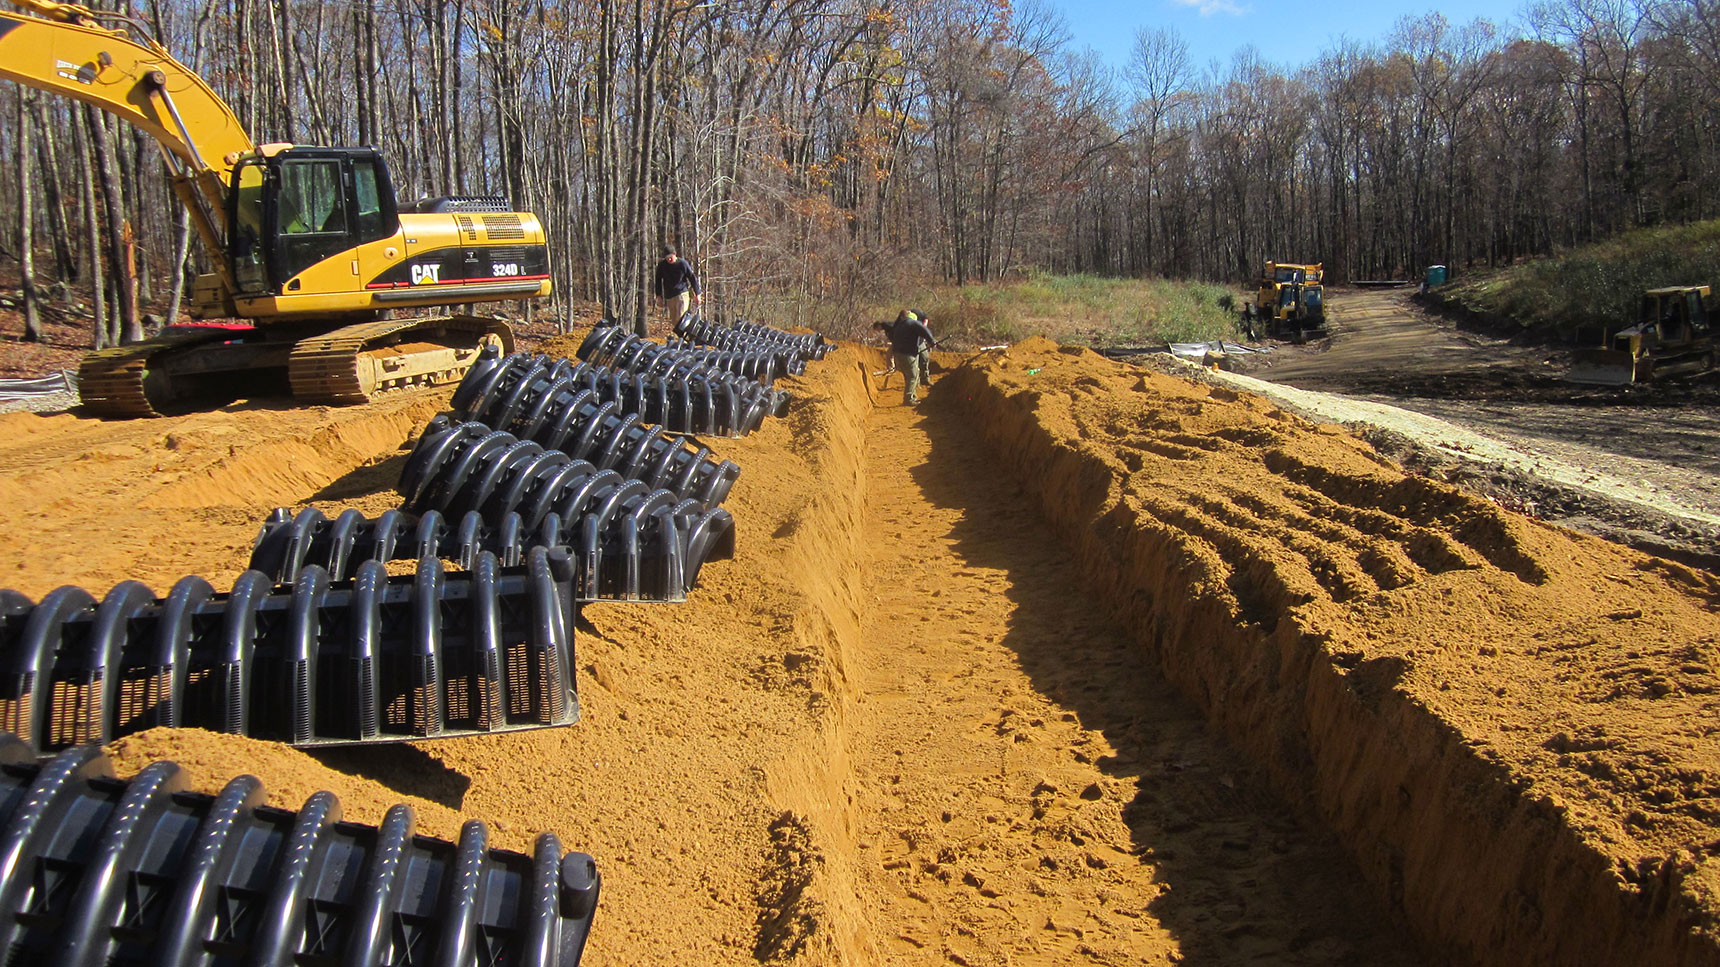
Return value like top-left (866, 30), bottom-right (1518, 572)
top-left (0, 335), bottom-right (1713, 965)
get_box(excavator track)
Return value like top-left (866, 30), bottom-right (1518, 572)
top-left (76, 327), bottom-right (248, 418)
top-left (288, 314), bottom-right (515, 405)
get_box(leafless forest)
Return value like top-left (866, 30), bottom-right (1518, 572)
top-left (3, 0), bottom-right (1717, 338)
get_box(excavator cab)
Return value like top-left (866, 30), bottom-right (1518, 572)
top-left (226, 148), bottom-right (400, 296)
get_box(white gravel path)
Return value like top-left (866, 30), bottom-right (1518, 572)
top-left (1198, 363), bottom-right (1720, 529)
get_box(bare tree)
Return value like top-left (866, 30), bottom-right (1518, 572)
top-left (15, 90), bottom-right (41, 341)
top-left (2, 0), bottom-right (1717, 343)
top-left (1126, 26), bottom-right (1190, 276)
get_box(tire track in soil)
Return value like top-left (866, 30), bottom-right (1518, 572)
top-left (849, 389), bottom-right (1435, 965)
top-left (1238, 289), bottom-right (1720, 550)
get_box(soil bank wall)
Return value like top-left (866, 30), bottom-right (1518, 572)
top-left (742, 348), bottom-right (878, 964)
top-left (943, 338), bottom-right (1720, 967)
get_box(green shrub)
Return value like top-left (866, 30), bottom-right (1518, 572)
top-left (862, 276), bottom-right (1245, 349)
top-left (1440, 220), bottom-right (1720, 334)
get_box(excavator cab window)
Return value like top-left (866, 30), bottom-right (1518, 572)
top-left (229, 160), bottom-right (269, 294)
top-left (279, 160), bottom-right (345, 234)
top-left (353, 159), bottom-right (387, 241)
top-left (273, 158), bottom-right (352, 284)
top-left (227, 149), bottom-right (402, 293)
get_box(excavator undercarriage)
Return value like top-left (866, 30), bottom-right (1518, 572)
top-left (78, 315), bottom-right (516, 416)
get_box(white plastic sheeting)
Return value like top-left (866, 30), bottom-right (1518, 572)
top-left (0, 370), bottom-right (75, 401)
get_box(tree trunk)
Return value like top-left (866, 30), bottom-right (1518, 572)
top-left (31, 101), bottom-right (76, 284)
top-left (72, 107), bottom-right (107, 350)
top-left (17, 92), bottom-right (42, 342)
top-left (87, 110), bottom-right (140, 344)
top-left (166, 207), bottom-right (191, 327)
top-left (448, 0), bottom-right (469, 193)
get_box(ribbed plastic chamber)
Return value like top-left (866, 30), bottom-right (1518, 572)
top-left (0, 732), bottom-right (598, 966)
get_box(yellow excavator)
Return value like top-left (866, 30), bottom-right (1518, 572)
top-left (0, 0), bottom-right (550, 416)
top-left (1566, 286), bottom-right (1716, 385)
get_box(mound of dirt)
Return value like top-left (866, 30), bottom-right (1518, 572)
top-left (0, 340), bottom-right (945, 964)
top-left (0, 391), bottom-right (449, 597)
top-left (942, 338), bottom-right (1720, 967)
top-left (4, 331), bottom-right (1715, 966)
top-left (105, 727), bottom-right (481, 845)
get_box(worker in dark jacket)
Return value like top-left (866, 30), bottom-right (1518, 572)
top-left (886, 309), bottom-right (936, 405)
top-left (653, 245), bottom-right (702, 328)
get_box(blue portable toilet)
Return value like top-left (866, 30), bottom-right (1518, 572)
top-left (1425, 264), bottom-right (1448, 288)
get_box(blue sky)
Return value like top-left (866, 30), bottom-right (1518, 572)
top-left (1047, 0), bottom-right (1530, 78)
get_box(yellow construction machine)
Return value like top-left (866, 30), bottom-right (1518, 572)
top-left (1256, 261), bottom-right (1327, 342)
top-left (1566, 286), bottom-right (1716, 385)
top-left (0, 0), bottom-right (551, 415)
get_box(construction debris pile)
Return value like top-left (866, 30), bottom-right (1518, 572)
top-left (0, 312), bottom-right (829, 965)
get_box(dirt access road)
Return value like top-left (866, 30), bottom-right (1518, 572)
top-left (1230, 288), bottom-right (1720, 566)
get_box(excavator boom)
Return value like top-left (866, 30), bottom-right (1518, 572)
top-left (0, 2), bottom-right (250, 279)
top-left (0, 4), bottom-right (251, 176)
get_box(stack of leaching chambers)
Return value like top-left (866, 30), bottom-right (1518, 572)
top-left (0, 312), bottom-right (828, 964)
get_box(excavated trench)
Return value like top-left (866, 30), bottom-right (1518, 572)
top-left (933, 340), bottom-right (1720, 967)
top-left (0, 335), bottom-right (1715, 965)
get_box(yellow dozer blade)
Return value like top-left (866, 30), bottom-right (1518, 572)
top-left (1565, 348), bottom-right (1642, 385)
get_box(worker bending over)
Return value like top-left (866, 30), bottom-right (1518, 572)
top-left (885, 309), bottom-right (936, 405)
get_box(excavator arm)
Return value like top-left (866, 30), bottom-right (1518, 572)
top-left (0, 0), bottom-right (254, 291)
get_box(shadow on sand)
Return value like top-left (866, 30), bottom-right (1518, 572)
top-left (898, 392), bottom-right (1438, 966)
